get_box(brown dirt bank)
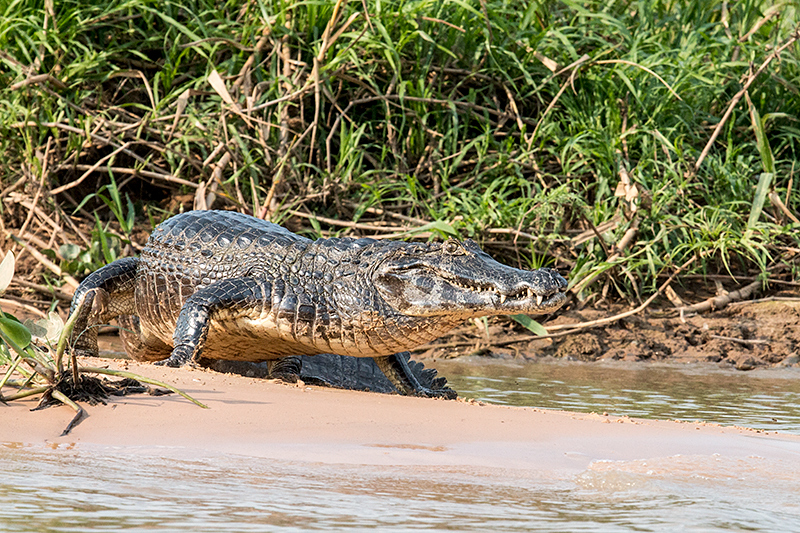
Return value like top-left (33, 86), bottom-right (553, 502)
top-left (415, 296), bottom-right (800, 371)
top-left (3, 358), bottom-right (800, 475)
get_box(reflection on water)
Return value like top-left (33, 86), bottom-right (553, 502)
top-left (434, 359), bottom-right (800, 434)
top-left (2, 444), bottom-right (800, 532)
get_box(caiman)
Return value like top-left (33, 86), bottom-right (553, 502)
top-left (69, 210), bottom-right (568, 399)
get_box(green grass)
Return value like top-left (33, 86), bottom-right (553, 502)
top-left (1, 0), bottom-right (799, 301)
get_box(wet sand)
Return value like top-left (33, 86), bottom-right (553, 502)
top-left (4, 358), bottom-right (800, 475)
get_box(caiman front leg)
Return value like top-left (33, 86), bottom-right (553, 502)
top-left (265, 357), bottom-right (303, 383)
top-left (164, 278), bottom-right (271, 367)
top-left (165, 278), bottom-right (301, 379)
top-left (374, 352), bottom-right (457, 399)
top-left (203, 357), bottom-right (303, 382)
top-left (69, 257), bottom-right (139, 358)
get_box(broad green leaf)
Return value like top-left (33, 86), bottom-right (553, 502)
top-left (511, 315), bottom-right (549, 336)
top-left (2, 312), bottom-right (22, 323)
top-left (0, 250), bottom-right (14, 293)
top-left (24, 312), bottom-right (65, 345)
top-left (0, 315), bottom-right (32, 351)
top-left (59, 243), bottom-right (82, 261)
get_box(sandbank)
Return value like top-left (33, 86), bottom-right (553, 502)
top-left (3, 358), bottom-right (800, 476)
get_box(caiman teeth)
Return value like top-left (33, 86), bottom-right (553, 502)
top-left (536, 294), bottom-right (544, 306)
top-left (499, 293), bottom-right (507, 304)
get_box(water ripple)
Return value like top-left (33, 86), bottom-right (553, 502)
top-left (436, 360), bottom-right (800, 434)
top-left (2, 444), bottom-right (800, 532)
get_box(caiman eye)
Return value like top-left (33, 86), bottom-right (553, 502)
top-left (442, 239), bottom-right (466, 255)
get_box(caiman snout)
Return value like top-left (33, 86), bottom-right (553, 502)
top-left (374, 238), bottom-right (570, 318)
top-left (495, 268), bottom-right (568, 313)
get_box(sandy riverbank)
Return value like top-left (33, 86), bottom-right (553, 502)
top-left (3, 358), bottom-right (800, 475)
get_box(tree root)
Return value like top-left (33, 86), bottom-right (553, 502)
top-left (678, 280), bottom-right (762, 314)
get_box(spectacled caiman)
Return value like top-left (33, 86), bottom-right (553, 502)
top-left (69, 210), bottom-right (568, 399)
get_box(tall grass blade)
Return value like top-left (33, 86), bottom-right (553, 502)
top-left (747, 172), bottom-right (773, 234)
top-left (511, 314), bottom-right (549, 337)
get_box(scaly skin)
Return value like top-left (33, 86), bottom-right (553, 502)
top-left (70, 210), bottom-right (568, 399)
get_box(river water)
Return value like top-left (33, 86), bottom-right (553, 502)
top-left (435, 359), bottom-right (800, 434)
top-left (3, 360), bottom-right (800, 531)
top-left (3, 441), bottom-right (800, 532)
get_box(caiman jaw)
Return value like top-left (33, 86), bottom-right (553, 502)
top-left (498, 287), bottom-right (550, 306)
top-left (444, 271), bottom-right (568, 314)
top-left (499, 286), bottom-right (568, 312)
top-left (499, 290), bottom-right (547, 306)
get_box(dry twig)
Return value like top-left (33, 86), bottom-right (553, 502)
top-left (693, 28), bottom-right (800, 174)
top-left (8, 234), bottom-right (80, 290)
top-left (678, 279), bottom-right (762, 314)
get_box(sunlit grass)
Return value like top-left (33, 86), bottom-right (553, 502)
top-left (0, 0), bottom-right (798, 299)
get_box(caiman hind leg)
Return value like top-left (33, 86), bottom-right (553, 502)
top-left (374, 352), bottom-right (457, 399)
top-left (117, 315), bottom-right (173, 362)
top-left (69, 257), bottom-right (139, 358)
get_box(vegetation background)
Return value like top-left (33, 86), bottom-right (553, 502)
top-left (0, 0), bottom-right (799, 312)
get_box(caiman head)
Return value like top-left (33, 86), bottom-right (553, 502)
top-left (371, 238), bottom-right (568, 319)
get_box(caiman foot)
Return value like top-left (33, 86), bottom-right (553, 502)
top-left (267, 356), bottom-right (302, 383)
top-left (411, 386), bottom-right (457, 400)
top-left (155, 346), bottom-right (193, 368)
top-left (375, 353), bottom-right (458, 400)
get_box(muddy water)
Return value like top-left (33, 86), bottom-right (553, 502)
top-left (435, 359), bottom-right (800, 434)
top-left (3, 443), bottom-right (800, 532)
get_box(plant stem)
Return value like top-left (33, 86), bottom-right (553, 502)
top-left (79, 366), bottom-right (209, 409)
top-left (52, 389), bottom-right (87, 436)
